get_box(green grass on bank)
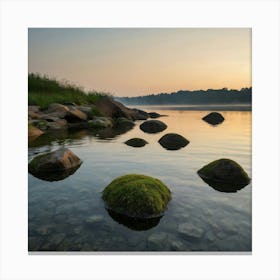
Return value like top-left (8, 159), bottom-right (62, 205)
top-left (28, 73), bottom-right (111, 109)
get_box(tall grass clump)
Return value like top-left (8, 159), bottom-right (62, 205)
top-left (28, 73), bottom-right (111, 110)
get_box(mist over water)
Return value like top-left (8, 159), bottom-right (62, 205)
top-left (28, 108), bottom-right (251, 251)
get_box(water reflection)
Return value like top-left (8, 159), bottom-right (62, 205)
top-left (29, 163), bottom-right (82, 182)
top-left (106, 209), bottom-right (162, 231)
top-left (198, 175), bottom-right (249, 193)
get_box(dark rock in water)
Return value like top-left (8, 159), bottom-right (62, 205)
top-left (202, 112), bottom-right (224, 125)
top-left (115, 117), bottom-right (135, 129)
top-left (106, 209), bottom-right (162, 231)
top-left (158, 133), bottom-right (189, 150)
top-left (28, 147), bottom-right (82, 181)
top-left (95, 97), bottom-right (136, 120)
top-left (132, 108), bottom-right (149, 120)
top-left (197, 158), bottom-right (251, 192)
top-left (148, 112), bottom-right (161, 119)
top-left (125, 138), bottom-right (148, 147)
top-left (140, 120), bottom-right (167, 133)
top-left (102, 174), bottom-right (171, 218)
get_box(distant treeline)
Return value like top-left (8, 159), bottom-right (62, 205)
top-left (116, 87), bottom-right (252, 105)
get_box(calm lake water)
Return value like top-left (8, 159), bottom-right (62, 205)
top-left (28, 107), bottom-right (252, 252)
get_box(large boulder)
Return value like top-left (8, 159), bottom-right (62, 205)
top-left (132, 108), bottom-right (149, 120)
top-left (47, 119), bottom-right (68, 130)
top-left (158, 133), bottom-right (189, 150)
top-left (197, 158), bottom-right (251, 192)
top-left (102, 174), bottom-right (171, 218)
top-left (47, 103), bottom-right (69, 118)
top-left (28, 148), bottom-right (82, 181)
top-left (140, 120), bottom-right (167, 133)
top-left (95, 97), bottom-right (136, 120)
top-left (65, 108), bottom-right (87, 123)
top-left (202, 112), bottom-right (224, 125)
top-left (125, 138), bottom-right (148, 147)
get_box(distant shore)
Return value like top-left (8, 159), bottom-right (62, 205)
top-left (129, 104), bottom-right (252, 112)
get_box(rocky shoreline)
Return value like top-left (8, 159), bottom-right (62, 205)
top-left (28, 97), bottom-right (163, 140)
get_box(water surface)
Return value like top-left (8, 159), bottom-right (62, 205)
top-left (28, 108), bottom-right (252, 252)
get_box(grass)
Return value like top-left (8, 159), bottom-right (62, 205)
top-left (28, 73), bottom-right (111, 110)
top-left (102, 174), bottom-right (171, 218)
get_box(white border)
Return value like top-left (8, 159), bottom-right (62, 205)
top-left (0, 0), bottom-right (280, 280)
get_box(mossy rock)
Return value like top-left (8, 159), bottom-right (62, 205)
top-left (158, 133), bottom-right (189, 150)
top-left (102, 174), bottom-right (171, 218)
top-left (115, 117), bottom-right (135, 128)
top-left (197, 158), bottom-right (251, 192)
top-left (124, 138), bottom-right (148, 147)
top-left (202, 112), bottom-right (224, 125)
top-left (140, 120), bottom-right (167, 133)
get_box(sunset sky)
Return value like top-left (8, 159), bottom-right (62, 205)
top-left (28, 28), bottom-right (251, 97)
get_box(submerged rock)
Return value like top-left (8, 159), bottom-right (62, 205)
top-left (124, 138), bottom-right (148, 147)
top-left (140, 120), bottom-right (167, 133)
top-left (197, 158), bottom-right (251, 192)
top-left (102, 174), bottom-right (171, 218)
top-left (28, 147), bottom-right (82, 181)
top-left (158, 133), bottom-right (189, 150)
top-left (202, 112), bottom-right (224, 125)
top-left (178, 223), bottom-right (204, 240)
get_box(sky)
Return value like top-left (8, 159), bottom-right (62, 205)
top-left (28, 28), bottom-right (251, 97)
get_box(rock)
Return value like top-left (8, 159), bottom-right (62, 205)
top-left (34, 120), bottom-right (49, 130)
top-left (132, 108), bottom-right (149, 120)
top-left (158, 133), bottom-right (189, 150)
top-left (115, 117), bottom-right (135, 129)
top-left (47, 103), bottom-right (69, 118)
top-left (148, 112), bottom-right (161, 118)
top-left (124, 138), bottom-right (148, 147)
top-left (95, 97), bottom-right (136, 120)
top-left (76, 105), bottom-right (93, 115)
top-left (85, 215), bottom-right (104, 225)
top-left (67, 122), bottom-right (89, 129)
top-left (140, 120), bottom-right (167, 133)
top-left (147, 232), bottom-right (168, 250)
top-left (28, 147), bottom-right (82, 181)
top-left (47, 119), bottom-right (68, 130)
top-left (178, 223), bottom-right (204, 240)
top-left (28, 124), bottom-right (44, 139)
top-left (28, 111), bottom-right (40, 119)
top-left (88, 117), bottom-right (113, 128)
top-left (102, 174), bottom-right (171, 218)
top-left (65, 108), bottom-right (87, 123)
top-left (197, 158), bottom-right (251, 192)
top-left (202, 112), bottom-right (224, 125)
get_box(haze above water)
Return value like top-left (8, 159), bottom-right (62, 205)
top-left (28, 107), bottom-right (251, 252)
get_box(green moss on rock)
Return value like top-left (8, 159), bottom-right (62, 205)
top-left (102, 174), bottom-right (171, 218)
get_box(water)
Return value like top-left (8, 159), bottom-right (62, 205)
top-left (28, 108), bottom-right (252, 252)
